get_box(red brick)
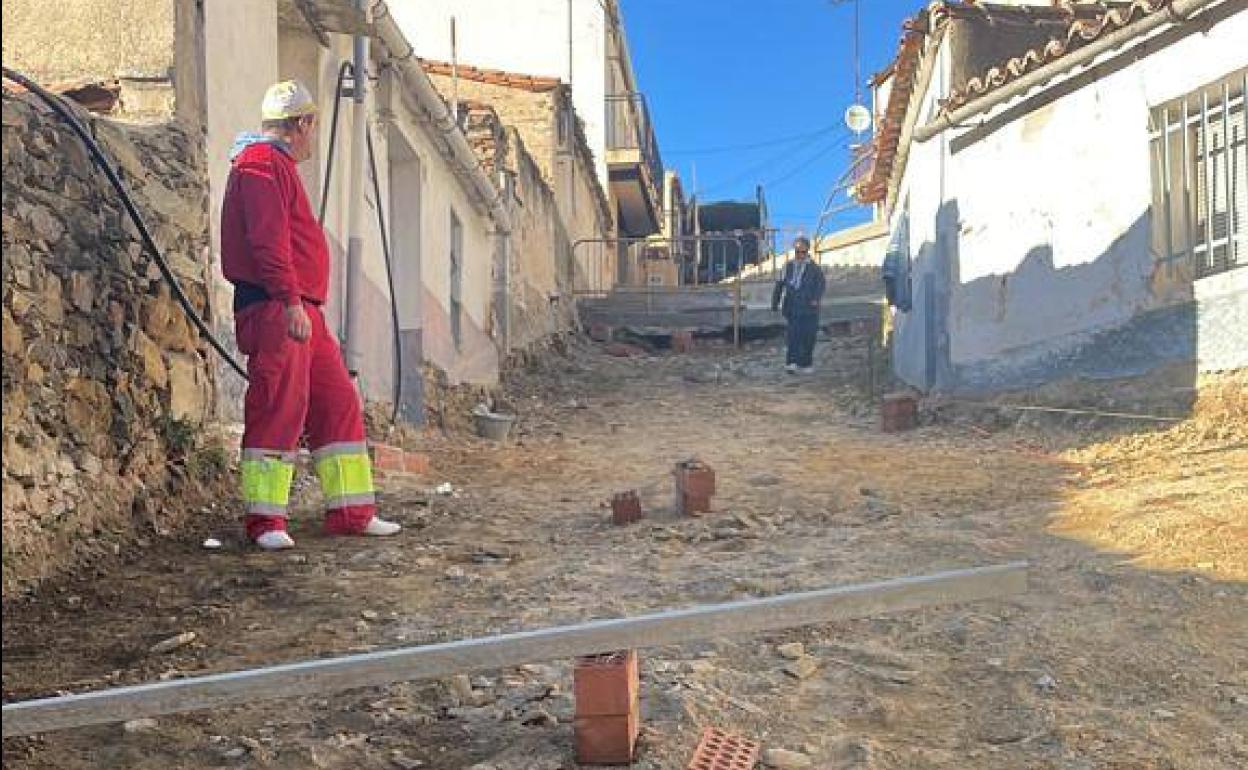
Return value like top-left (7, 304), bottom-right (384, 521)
top-left (679, 492), bottom-right (712, 516)
top-left (675, 460), bottom-right (715, 497)
top-left (881, 393), bottom-right (918, 433)
top-left (574, 650), bottom-right (639, 717)
top-left (403, 451), bottom-right (431, 476)
top-left (670, 330), bottom-right (694, 353)
top-left (370, 443), bottom-right (405, 472)
top-left (687, 727), bottom-right (761, 770)
top-left (574, 701), bottom-right (641, 765)
top-left (611, 491), bottom-right (644, 526)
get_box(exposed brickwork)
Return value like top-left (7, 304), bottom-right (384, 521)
top-left (425, 70), bottom-right (560, 185)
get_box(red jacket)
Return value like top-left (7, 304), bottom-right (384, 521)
top-left (221, 140), bottom-right (329, 307)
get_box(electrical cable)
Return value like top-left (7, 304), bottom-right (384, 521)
top-left (664, 122), bottom-right (844, 156)
top-left (756, 134), bottom-right (851, 192)
top-left (697, 128), bottom-right (850, 197)
top-left (1, 66), bottom-right (249, 381)
top-left (364, 125), bottom-right (405, 426)
top-left (320, 60), bottom-right (352, 225)
top-left (322, 61), bottom-right (404, 425)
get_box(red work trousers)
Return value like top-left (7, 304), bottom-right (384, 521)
top-left (236, 300), bottom-right (376, 540)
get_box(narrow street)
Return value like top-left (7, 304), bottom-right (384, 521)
top-left (3, 338), bottom-right (1245, 770)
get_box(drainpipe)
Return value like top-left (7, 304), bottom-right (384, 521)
top-left (343, 0), bottom-right (370, 376)
top-left (913, 0), bottom-right (1221, 143)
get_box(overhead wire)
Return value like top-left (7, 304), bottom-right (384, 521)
top-left (757, 133), bottom-right (852, 192)
top-left (664, 122), bottom-right (843, 155)
top-left (698, 128), bottom-right (852, 197)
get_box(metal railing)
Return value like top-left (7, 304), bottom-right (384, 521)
top-left (606, 92), bottom-right (664, 189)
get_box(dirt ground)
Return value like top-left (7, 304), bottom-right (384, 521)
top-left (4, 335), bottom-right (1246, 770)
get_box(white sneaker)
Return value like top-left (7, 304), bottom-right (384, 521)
top-left (785, 363), bottom-right (798, 372)
top-left (798, 367), bottom-right (815, 375)
top-left (362, 517), bottom-right (402, 537)
top-left (255, 531), bottom-right (295, 550)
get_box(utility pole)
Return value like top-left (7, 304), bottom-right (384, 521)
top-left (343, 0), bottom-right (369, 378)
top-left (450, 17), bottom-right (459, 123)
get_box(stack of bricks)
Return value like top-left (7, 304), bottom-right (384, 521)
top-left (674, 459), bottom-right (715, 516)
top-left (611, 490), bottom-right (644, 526)
top-left (574, 650), bottom-right (641, 765)
top-left (880, 393), bottom-right (918, 433)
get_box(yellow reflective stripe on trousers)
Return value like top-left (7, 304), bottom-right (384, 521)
top-left (240, 455), bottom-right (295, 513)
top-left (315, 450), bottom-right (374, 504)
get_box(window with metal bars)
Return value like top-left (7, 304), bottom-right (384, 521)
top-left (1149, 69), bottom-right (1246, 278)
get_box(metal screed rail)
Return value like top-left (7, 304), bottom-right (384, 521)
top-left (2, 563), bottom-right (1027, 737)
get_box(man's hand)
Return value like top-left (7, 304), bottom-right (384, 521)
top-left (285, 303), bottom-right (312, 342)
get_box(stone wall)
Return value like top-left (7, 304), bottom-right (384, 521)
top-left (1, 92), bottom-right (222, 598)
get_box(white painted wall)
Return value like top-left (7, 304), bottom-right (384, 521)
top-left (201, 0), bottom-right (279, 416)
top-left (206, 13), bottom-right (504, 407)
top-left (889, 10), bottom-right (1247, 390)
top-left (389, 0), bottom-right (609, 186)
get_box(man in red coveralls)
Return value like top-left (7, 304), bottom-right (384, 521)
top-left (221, 80), bottom-right (400, 550)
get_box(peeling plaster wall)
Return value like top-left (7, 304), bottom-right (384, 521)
top-left (889, 11), bottom-right (1247, 393)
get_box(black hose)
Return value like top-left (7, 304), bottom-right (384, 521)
top-left (1, 66), bottom-right (248, 380)
top-left (321, 61), bottom-right (404, 424)
top-left (365, 126), bottom-right (405, 426)
top-left (319, 61), bottom-right (352, 226)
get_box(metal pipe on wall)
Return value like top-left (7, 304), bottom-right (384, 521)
top-left (343, 0), bottom-right (370, 376)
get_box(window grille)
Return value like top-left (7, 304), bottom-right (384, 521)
top-left (1149, 69), bottom-right (1246, 278)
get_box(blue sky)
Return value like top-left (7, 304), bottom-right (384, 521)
top-left (623, 0), bottom-right (917, 239)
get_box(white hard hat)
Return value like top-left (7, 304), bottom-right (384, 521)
top-left (261, 80), bottom-right (317, 121)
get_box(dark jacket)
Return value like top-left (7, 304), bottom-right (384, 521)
top-left (771, 259), bottom-right (826, 317)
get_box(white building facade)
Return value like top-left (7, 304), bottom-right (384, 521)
top-left (864, 0), bottom-right (1246, 393)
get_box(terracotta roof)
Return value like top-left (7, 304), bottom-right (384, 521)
top-left (856, 13), bottom-right (928, 204)
top-left (857, 0), bottom-right (1177, 205)
top-left (419, 59), bottom-right (563, 93)
top-left (940, 0), bottom-right (1174, 113)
